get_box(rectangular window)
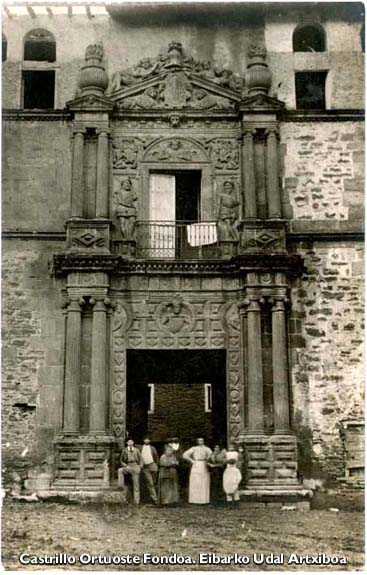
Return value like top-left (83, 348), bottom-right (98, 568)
top-left (204, 383), bottom-right (212, 413)
top-left (23, 70), bottom-right (55, 109)
top-left (295, 71), bottom-right (327, 110)
top-left (147, 383), bottom-right (155, 414)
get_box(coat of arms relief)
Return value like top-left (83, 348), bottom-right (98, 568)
top-left (107, 41), bottom-right (244, 111)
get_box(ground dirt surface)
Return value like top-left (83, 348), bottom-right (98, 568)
top-left (1, 499), bottom-right (365, 571)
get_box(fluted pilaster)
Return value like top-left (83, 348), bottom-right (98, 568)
top-left (71, 130), bottom-right (85, 218)
top-left (96, 130), bottom-right (110, 218)
top-left (271, 296), bottom-right (290, 432)
top-left (266, 128), bottom-right (281, 219)
top-left (63, 298), bottom-right (84, 433)
top-left (242, 130), bottom-right (257, 218)
top-left (89, 298), bottom-right (110, 434)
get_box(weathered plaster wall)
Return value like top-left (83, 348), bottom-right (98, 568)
top-left (2, 8), bottom-right (364, 110)
top-left (265, 18), bottom-right (364, 108)
top-left (1, 240), bottom-right (65, 476)
top-left (289, 242), bottom-right (364, 481)
top-left (281, 121), bottom-right (364, 221)
top-left (2, 121), bottom-right (71, 230)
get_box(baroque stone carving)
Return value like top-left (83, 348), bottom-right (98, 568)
top-left (156, 299), bottom-right (195, 334)
top-left (112, 139), bottom-right (140, 169)
top-left (205, 139), bottom-right (239, 170)
top-left (221, 302), bottom-right (240, 334)
top-left (144, 138), bottom-right (208, 163)
top-left (109, 42), bottom-right (242, 111)
top-left (108, 41), bottom-right (244, 92)
top-left (217, 180), bottom-right (240, 241)
top-left (112, 302), bottom-right (133, 333)
top-left (114, 177), bottom-right (137, 240)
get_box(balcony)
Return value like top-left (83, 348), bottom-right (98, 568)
top-left (135, 221), bottom-right (220, 259)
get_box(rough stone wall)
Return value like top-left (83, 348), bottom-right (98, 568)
top-left (289, 242), bottom-right (364, 481)
top-left (1, 240), bottom-right (65, 477)
top-left (2, 121), bottom-right (71, 231)
top-left (281, 122), bottom-right (364, 222)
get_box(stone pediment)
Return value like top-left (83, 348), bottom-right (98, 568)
top-left (240, 93), bottom-right (285, 112)
top-left (107, 41), bottom-right (243, 112)
top-left (67, 93), bottom-right (114, 112)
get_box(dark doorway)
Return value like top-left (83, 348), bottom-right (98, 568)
top-left (126, 349), bottom-right (226, 453)
top-left (175, 170), bottom-right (201, 222)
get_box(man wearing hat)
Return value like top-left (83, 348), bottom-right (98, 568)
top-left (120, 438), bottom-right (142, 505)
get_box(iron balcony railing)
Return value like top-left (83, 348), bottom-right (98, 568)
top-left (136, 221), bottom-right (220, 259)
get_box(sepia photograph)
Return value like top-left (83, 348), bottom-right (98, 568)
top-left (1, 0), bottom-right (365, 571)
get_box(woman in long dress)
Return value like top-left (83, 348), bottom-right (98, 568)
top-left (158, 445), bottom-right (180, 506)
top-left (208, 444), bottom-right (226, 503)
top-left (183, 438), bottom-right (212, 504)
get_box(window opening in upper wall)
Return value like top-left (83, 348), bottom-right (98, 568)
top-left (2, 34), bottom-right (7, 62)
top-left (23, 70), bottom-right (55, 109)
top-left (295, 71), bottom-right (327, 109)
top-left (24, 29), bottom-right (56, 62)
top-left (293, 24), bottom-right (326, 52)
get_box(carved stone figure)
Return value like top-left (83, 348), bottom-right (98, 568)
top-left (217, 181), bottom-right (240, 241)
top-left (115, 177), bottom-right (137, 240)
top-left (158, 300), bottom-right (194, 333)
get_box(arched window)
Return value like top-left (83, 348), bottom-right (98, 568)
top-left (2, 34), bottom-right (7, 62)
top-left (24, 29), bottom-right (56, 62)
top-left (293, 24), bottom-right (326, 52)
top-left (22, 29), bottom-right (56, 109)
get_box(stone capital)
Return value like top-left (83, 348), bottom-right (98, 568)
top-left (90, 297), bottom-right (112, 311)
top-left (264, 127), bottom-right (280, 139)
top-left (269, 295), bottom-right (288, 311)
top-left (239, 296), bottom-right (265, 313)
top-left (242, 129), bottom-right (257, 140)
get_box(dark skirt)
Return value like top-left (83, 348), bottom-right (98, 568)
top-left (158, 467), bottom-right (179, 505)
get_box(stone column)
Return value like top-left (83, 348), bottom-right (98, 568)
top-left (266, 128), bottom-right (282, 219)
top-left (63, 298), bottom-right (83, 433)
top-left (89, 298), bottom-right (109, 434)
top-left (271, 297), bottom-right (290, 432)
top-left (71, 130), bottom-right (85, 218)
top-left (245, 297), bottom-right (264, 432)
top-left (242, 130), bottom-right (257, 218)
top-left (96, 130), bottom-right (110, 218)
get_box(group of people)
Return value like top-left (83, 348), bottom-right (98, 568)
top-left (119, 437), bottom-right (243, 507)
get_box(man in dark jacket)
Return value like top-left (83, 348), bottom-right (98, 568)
top-left (120, 438), bottom-right (142, 504)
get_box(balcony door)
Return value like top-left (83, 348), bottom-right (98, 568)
top-left (149, 171), bottom-right (201, 257)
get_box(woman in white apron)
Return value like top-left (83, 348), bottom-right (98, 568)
top-left (183, 438), bottom-right (212, 504)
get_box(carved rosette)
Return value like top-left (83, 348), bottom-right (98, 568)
top-left (111, 302), bottom-right (133, 439)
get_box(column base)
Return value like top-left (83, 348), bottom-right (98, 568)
top-left (52, 435), bottom-right (118, 491)
top-left (239, 432), bottom-right (300, 488)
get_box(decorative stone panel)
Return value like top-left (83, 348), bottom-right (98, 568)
top-left (66, 220), bottom-right (111, 253)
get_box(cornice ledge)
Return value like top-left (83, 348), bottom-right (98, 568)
top-left (2, 109), bottom-right (72, 121)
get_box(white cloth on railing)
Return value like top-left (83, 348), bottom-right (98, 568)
top-left (186, 223), bottom-right (217, 247)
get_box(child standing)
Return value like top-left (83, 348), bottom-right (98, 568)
top-left (223, 446), bottom-right (242, 505)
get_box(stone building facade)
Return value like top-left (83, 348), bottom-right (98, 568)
top-left (2, 2), bottom-right (364, 496)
